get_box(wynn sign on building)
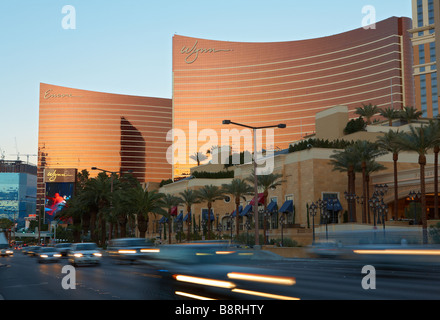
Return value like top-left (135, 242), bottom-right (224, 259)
top-left (172, 17), bottom-right (415, 177)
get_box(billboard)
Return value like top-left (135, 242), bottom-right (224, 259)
top-left (44, 169), bottom-right (76, 223)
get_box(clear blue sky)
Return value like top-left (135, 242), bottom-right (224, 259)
top-left (0, 0), bottom-right (412, 161)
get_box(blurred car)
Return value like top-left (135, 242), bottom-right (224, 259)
top-left (0, 248), bottom-right (13, 257)
top-left (27, 246), bottom-right (42, 256)
top-left (68, 243), bottom-right (102, 266)
top-left (55, 243), bottom-right (72, 257)
top-left (107, 238), bottom-right (159, 264)
top-left (307, 240), bottom-right (350, 259)
top-left (37, 247), bottom-right (62, 263)
top-left (148, 241), bottom-right (299, 300)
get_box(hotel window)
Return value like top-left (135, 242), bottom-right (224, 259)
top-left (421, 74), bottom-right (428, 116)
top-left (430, 42), bottom-right (436, 65)
top-left (322, 193), bottom-right (339, 224)
top-left (433, 72), bottom-right (439, 116)
top-left (284, 194), bottom-right (295, 225)
top-left (417, 0), bottom-right (424, 28)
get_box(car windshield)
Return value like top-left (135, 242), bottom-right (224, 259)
top-left (75, 243), bottom-right (98, 250)
top-left (112, 239), bottom-right (152, 247)
top-left (56, 244), bottom-right (71, 248)
top-left (40, 247), bottom-right (57, 252)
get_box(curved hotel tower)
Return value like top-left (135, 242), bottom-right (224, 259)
top-left (172, 17), bottom-right (415, 177)
top-left (37, 83), bottom-right (172, 207)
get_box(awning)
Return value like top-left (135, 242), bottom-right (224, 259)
top-left (250, 193), bottom-right (264, 205)
top-left (231, 205), bottom-right (243, 217)
top-left (267, 201), bottom-right (278, 213)
top-left (279, 200), bottom-right (293, 213)
top-left (176, 212), bottom-right (183, 221)
top-left (202, 210), bottom-right (215, 221)
top-left (170, 206), bottom-right (178, 216)
top-left (240, 204), bottom-right (253, 216)
top-left (159, 216), bottom-right (168, 223)
top-left (326, 198), bottom-right (343, 211)
top-left (183, 212), bottom-right (191, 221)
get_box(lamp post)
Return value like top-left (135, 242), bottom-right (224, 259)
top-left (222, 120), bottom-right (286, 247)
top-left (227, 215), bottom-right (234, 245)
top-left (309, 202), bottom-right (317, 244)
top-left (244, 220), bottom-right (251, 247)
top-left (279, 214), bottom-right (286, 247)
top-left (408, 190), bottom-right (421, 226)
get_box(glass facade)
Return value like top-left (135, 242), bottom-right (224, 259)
top-left (0, 172), bottom-right (37, 228)
top-left (411, 0), bottom-right (439, 117)
top-left (37, 83), bottom-right (173, 208)
top-left (172, 17), bottom-right (414, 177)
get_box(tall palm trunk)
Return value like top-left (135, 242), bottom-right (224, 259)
top-left (393, 153), bottom-right (399, 220)
top-left (435, 146), bottom-right (439, 219)
top-left (186, 206), bottom-right (191, 241)
top-left (207, 203), bottom-right (212, 240)
top-left (361, 161), bottom-right (367, 224)
top-left (419, 155), bottom-right (428, 244)
top-left (168, 209), bottom-right (172, 244)
top-left (348, 165), bottom-right (357, 222)
top-left (235, 197), bottom-right (240, 237)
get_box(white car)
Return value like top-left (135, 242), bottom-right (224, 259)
top-left (37, 247), bottom-right (62, 263)
top-left (68, 243), bottom-right (102, 266)
top-left (0, 248), bottom-right (13, 257)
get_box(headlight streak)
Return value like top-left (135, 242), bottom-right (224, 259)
top-left (353, 249), bottom-right (440, 256)
top-left (175, 291), bottom-right (216, 300)
top-left (173, 274), bottom-right (236, 289)
top-left (140, 248), bottom-right (160, 253)
top-left (118, 250), bottom-right (136, 254)
top-left (231, 288), bottom-right (300, 300)
top-left (227, 272), bottom-right (296, 286)
top-left (93, 252), bottom-right (102, 257)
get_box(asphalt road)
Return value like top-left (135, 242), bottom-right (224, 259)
top-left (1, 251), bottom-right (440, 301)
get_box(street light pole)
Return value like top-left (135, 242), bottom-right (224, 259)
top-left (222, 120), bottom-right (286, 247)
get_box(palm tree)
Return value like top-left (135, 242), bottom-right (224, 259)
top-left (130, 186), bottom-right (166, 239)
top-left (330, 147), bottom-right (359, 222)
top-left (365, 159), bottom-right (386, 222)
top-left (394, 123), bottom-right (440, 243)
top-left (379, 107), bottom-right (399, 126)
top-left (196, 185), bottom-right (225, 240)
top-left (246, 172), bottom-right (284, 244)
top-left (190, 152), bottom-right (208, 166)
top-left (376, 130), bottom-right (405, 220)
top-left (179, 189), bottom-right (200, 241)
top-left (431, 119), bottom-right (440, 220)
top-left (82, 172), bottom-right (114, 246)
top-left (160, 194), bottom-right (182, 243)
top-left (399, 106), bottom-right (423, 124)
top-left (355, 103), bottom-right (379, 125)
top-left (350, 141), bottom-right (386, 223)
top-left (222, 178), bottom-right (254, 236)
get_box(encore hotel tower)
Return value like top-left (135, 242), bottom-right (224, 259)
top-left (37, 83), bottom-right (172, 206)
top-left (172, 16), bottom-right (415, 177)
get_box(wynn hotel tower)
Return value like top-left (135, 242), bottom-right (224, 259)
top-left (172, 16), bottom-right (415, 177)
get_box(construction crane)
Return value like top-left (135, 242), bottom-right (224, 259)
top-left (9, 138), bottom-right (37, 163)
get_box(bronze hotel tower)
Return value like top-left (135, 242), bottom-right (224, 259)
top-left (37, 83), bottom-right (172, 206)
top-left (172, 17), bottom-right (415, 177)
